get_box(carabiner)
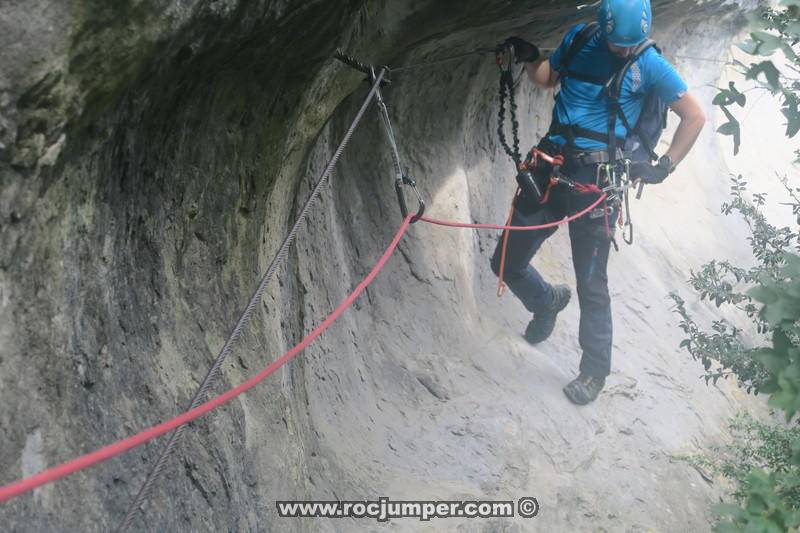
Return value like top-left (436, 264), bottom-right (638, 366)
top-left (394, 173), bottom-right (426, 223)
top-left (621, 160), bottom-right (634, 245)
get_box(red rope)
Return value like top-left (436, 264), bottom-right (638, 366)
top-left (420, 192), bottom-right (607, 230)
top-left (496, 188), bottom-right (521, 297)
top-left (0, 190), bottom-right (608, 503)
top-left (0, 215), bottom-right (414, 503)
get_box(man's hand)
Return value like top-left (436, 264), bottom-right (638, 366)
top-left (503, 37), bottom-right (541, 63)
top-left (629, 161), bottom-right (669, 184)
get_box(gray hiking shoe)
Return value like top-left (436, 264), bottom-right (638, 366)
top-left (524, 284), bottom-right (571, 345)
top-left (563, 373), bottom-right (606, 405)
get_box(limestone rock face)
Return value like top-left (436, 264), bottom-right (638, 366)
top-left (0, 1), bottom-right (764, 531)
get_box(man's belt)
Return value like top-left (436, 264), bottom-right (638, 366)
top-left (536, 143), bottom-right (621, 168)
top-left (570, 149), bottom-right (622, 167)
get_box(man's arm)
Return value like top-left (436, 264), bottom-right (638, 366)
top-left (664, 91), bottom-right (706, 167)
top-left (631, 91), bottom-right (705, 183)
top-left (526, 58), bottom-right (559, 89)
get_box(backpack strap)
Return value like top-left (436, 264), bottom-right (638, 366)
top-left (558, 22), bottom-right (602, 79)
top-left (606, 39), bottom-right (658, 101)
top-left (605, 39), bottom-right (659, 161)
top-left (549, 22), bottom-right (603, 152)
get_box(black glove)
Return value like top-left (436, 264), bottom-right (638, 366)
top-left (629, 161), bottom-right (670, 184)
top-left (503, 37), bottom-right (541, 64)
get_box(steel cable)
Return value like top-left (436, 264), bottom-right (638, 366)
top-left (115, 68), bottom-right (388, 533)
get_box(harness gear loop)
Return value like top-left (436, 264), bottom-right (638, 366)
top-left (371, 66), bottom-right (426, 223)
top-left (495, 145), bottom-right (607, 297)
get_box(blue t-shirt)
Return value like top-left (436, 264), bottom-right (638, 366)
top-left (546, 23), bottom-right (688, 151)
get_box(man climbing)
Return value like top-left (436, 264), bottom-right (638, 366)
top-left (491, 0), bottom-right (705, 404)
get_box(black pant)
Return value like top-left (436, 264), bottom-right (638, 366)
top-left (490, 161), bottom-right (616, 378)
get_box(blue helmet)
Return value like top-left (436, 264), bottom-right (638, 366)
top-left (598, 0), bottom-right (652, 47)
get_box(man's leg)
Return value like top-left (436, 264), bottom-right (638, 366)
top-left (490, 200), bottom-right (572, 344)
top-left (489, 206), bottom-right (559, 313)
top-left (562, 207), bottom-right (614, 404)
top-left (569, 215), bottom-right (613, 376)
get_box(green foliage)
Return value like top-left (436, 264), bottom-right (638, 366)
top-left (678, 3), bottom-right (800, 531)
top-left (714, 2), bottom-right (800, 152)
top-left (671, 291), bottom-right (765, 391)
top-left (668, 175), bottom-right (799, 393)
top-left (749, 258), bottom-right (800, 420)
top-left (714, 468), bottom-right (800, 532)
top-left (684, 414), bottom-right (800, 507)
top-left (670, 181), bottom-right (800, 531)
top-left (721, 176), bottom-right (800, 279)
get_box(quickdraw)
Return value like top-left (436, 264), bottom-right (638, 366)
top-left (595, 161), bottom-right (637, 247)
top-left (333, 52), bottom-right (425, 222)
top-left (370, 66), bottom-right (426, 222)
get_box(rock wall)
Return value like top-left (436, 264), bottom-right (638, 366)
top-left (0, 1), bottom-right (766, 531)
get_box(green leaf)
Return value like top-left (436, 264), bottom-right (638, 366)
top-left (781, 41), bottom-right (799, 63)
top-left (728, 82), bottom-right (747, 107)
top-left (787, 282), bottom-right (800, 298)
top-left (717, 122), bottom-right (739, 136)
top-left (784, 360), bottom-right (800, 380)
top-left (764, 299), bottom-right (787, 326)
top-left (719, 106), bottom-right (742, 155)
top-left (755, 348), bottom-right (789, 373)
top-left (760, 378), bottom-right (780, 394)
top-left (783, 103), bottom-right (800, 138)
top-left (749, 285), bottom-right (779, 304)
top-left (782, 254), bottom-right (800, 277)
top-left (713, 503), bottom-right (745, 517)
top-left (785, 21), bottom-right (800, 39)
top-left (746, 61), bottom-right (782, 91)
top-left (737, 39), bottom-right (760, 55)
top-left (712, 523), bottom-right (740, 533)
top-left (713, 90), bottom-right (732, 106)
top-left (774, 329), bottom-right (793, 353)
top-left (750, 31), bottom-right (783, 55)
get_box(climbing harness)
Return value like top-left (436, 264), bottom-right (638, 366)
top-left (492, 38), bottom-right (624, 295)
top-left (493, 23), bottom-right (653, 254)
top-left (494, 145), bottom-right (606, 296)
